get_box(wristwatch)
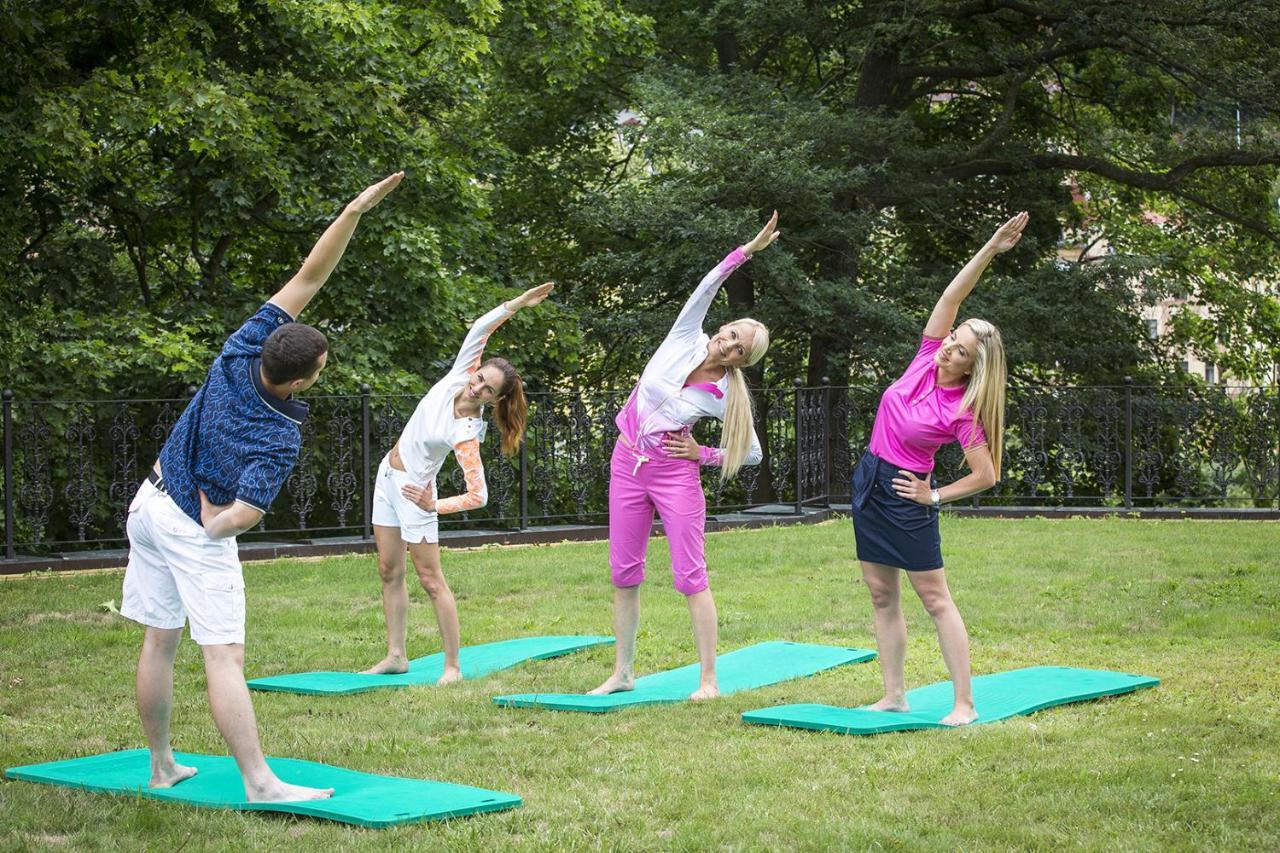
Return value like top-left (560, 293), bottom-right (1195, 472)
top-left (930, 489), bottom-right (941, 509)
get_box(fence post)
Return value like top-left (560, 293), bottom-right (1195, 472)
top-left (361, 385), bottom-right (371, 540)
top-left (519, 439), bottom-right (529, 531)
top-left (821, 377), bottom-right (831, 507)
top-left (793, 379), bottom-right (803, 515)
top-left (1123, 376), bottom-right (1133, 510)
top-left (4, 390), bottom-right (13, 560)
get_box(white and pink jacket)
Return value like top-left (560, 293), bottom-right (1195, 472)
top-left (615, 247), bottom-right (764, 468)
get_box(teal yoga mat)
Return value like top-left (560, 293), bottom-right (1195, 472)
top-left (248, 635), bottom-right (614, 696)
top-left (493, 641), bottom-right (876, 713)
top-left (4, 749), bottom-right (520, 828)
top-left (741, 665), bottom-right (1158, 735)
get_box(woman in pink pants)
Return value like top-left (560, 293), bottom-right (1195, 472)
top-left (590, 213), bottom-right (781, 701)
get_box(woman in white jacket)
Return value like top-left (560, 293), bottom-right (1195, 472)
top-left (590, 214), bottom-right (780, 700)
top-left (363, 282), bottom-right (553, 682)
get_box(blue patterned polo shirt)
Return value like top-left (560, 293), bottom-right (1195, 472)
top-left (158, 302), bottom-right (310, 524)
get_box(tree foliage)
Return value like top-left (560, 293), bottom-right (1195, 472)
top-left (2, 0), bottom-right (1278, 404)
top-left (0, 0), bottom-right (646, 398)
top-left (520, 0), bottom-right (1280, 387)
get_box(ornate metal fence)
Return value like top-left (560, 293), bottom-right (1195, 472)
top-left (3, 380), bottom-right (1278, 557)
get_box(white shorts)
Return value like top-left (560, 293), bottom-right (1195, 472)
top-left (120, 479), bottom-right (246, 646)
top-left (370, 456), bottom-right (439, 544)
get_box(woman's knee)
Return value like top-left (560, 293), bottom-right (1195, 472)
top-left (412, 559), bottom-right (448, 597)
top-left (376, 555), bottom-right (406, 584)
top-left (915, 586), bottom-right (954, 618)
top-left (865, 582), bottom-right (900, 611)
top-left (861, 566), bottom-right (900, 610)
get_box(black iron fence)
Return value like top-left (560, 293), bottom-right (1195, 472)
top-left (3, 380), bottom-right (1278, 557)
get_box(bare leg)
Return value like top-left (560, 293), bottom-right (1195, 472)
top-left (362, 524), bottom-right (410, 674)
top-left (588, 585), bottom-right (640, 694)
top-left (861, 561), bottom-right (910, 711)
top-left (136, 626), bottom-right (199, 788)
top-left (686, 588), bottom-right (719, 701)
top-left (201, 643), bottom-right (333, 801)
top-left (407, 541), bottom-right (461, 685)
top-left (907, 568), bottom-right (977, 726)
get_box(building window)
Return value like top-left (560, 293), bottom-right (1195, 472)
top-left (1179, 360), bottom-right (1189, 373)
top-left (1205, 362), bottom-right (1216, 384)
top-left (1145, 318), bottom-right (1159, 339)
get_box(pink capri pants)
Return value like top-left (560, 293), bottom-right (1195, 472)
top-left (609, 438), bottom-right (709, 595)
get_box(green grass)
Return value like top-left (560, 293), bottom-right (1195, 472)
top-left (1, 518), bottom-right (1277, 850)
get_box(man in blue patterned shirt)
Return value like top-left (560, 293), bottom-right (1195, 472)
top-left (121, 172), bottom-right (403, 802)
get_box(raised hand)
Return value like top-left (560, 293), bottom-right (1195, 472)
top-left (742, 211), bottom-right (781, 257)
top-left (346, 171), bottom-right (405, 215)
top-left (509, 281), bottom-right (555, 311)
top-left (987, 211), bottom-right (1028, 254)
top-left (401, 480), bottom-right (436, 512)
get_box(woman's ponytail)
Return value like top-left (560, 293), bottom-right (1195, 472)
top-left (483, 357), bottom-right (528, 456)
top-left (716, 319), bottom-right (770, 481)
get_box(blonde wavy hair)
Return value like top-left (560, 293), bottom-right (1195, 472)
top-left (956, 318), bottom-right (1006, 479)
top-left (720, 319), bottom-right (770, 480)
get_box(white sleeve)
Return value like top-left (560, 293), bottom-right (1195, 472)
top-left (449, 303), bottom-right (513, 378)
top-left (656, 247), bottom-right (750, 354)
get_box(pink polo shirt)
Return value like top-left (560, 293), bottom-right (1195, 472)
top-left (867, 336), bottom-right (987, 473)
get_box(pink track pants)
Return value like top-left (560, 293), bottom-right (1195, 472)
top-left (608, 438), bottom-right (709, 595)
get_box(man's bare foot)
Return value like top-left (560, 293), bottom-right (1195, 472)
top-left (868, 695), bottom-right (910, 712)
top-left (360, 654), bottom-right (409, 675)
top-left (688, 683), bottom-right (720, 701)
top-left (939, 705), bottom-right (978, 727)
top-left (436, 666), bottom-right (463, 686)
top-left (149, 761), bottom-right (198, 789)
top-left (587, 672), bottom-right (635, 695)
top-left (245, 779), bottom-right (335, 803)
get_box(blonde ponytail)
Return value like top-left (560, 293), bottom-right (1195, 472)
top-left (718, 319), bottom-right (770, 480)
top-left (957, 319), bottom-right (1006, 479)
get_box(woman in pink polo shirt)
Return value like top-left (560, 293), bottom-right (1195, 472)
top-left (852, 212), bottom-right (1025, 726)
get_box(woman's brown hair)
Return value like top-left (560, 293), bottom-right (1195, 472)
top-left (483, 357), bottom-right (527, 456)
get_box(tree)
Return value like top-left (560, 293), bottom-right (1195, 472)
top-left (520, 0), bottom-right (1280, 390)
top-left (0, 0), bottom-right (650, 398)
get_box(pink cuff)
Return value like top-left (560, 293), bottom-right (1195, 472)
top-left (698, 445), bottom-right (724, 467)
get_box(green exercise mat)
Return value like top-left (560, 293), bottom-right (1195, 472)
top-left (492, 641), bottom-right (876, 713)
top-left (248, 635), bottom-right (614, 696)
top-left (4, 749), bottom-right (520, 828)
top-left (741, 665), bottom-right (1158, 735)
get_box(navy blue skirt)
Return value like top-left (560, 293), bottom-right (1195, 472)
top-left (850, 451), bottom-right (943, 571)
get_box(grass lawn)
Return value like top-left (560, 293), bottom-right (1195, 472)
top-left (1, 517), bottom-right (1277, 850)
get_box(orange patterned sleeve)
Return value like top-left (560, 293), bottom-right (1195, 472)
top-left (435, 438), bottom-right (488, 514)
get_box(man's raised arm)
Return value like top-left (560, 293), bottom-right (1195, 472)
top-left (269, 171), bottom-right (405, 319)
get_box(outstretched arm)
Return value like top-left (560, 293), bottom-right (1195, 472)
top-left (923, 212), bottom-right (1027, 340)
top-left (269, 171), bottom-right (405, 319)
top-left (663, 212), bottom-right (781, 350)
top-left (450, 281), bottom-right (554, 376)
